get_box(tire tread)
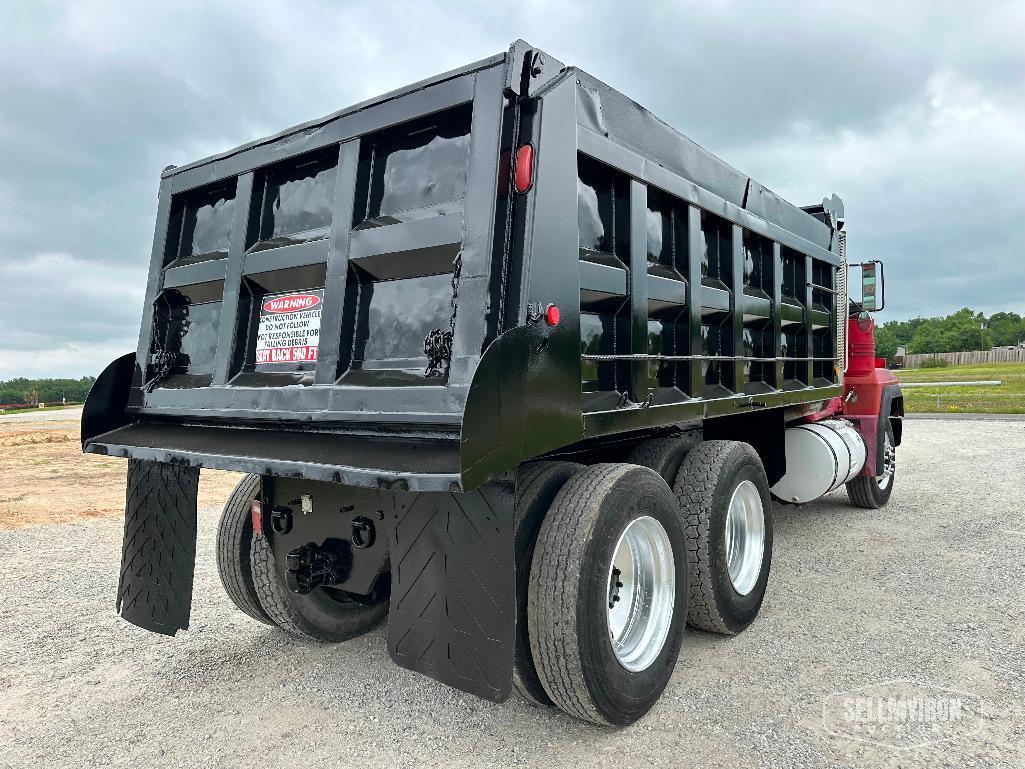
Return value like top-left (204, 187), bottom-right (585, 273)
top-left (673, 441), bottom-right (751, 635)
top-left (528, 463), bottom-right (637, 725)
top-left (510, 461), bottom-right (581, 708)
top-left (845, 423), bottom-right (895, 509)
top-left (215, 474), bottom-right (273, 625)
top-left (627, 432), bottom-right (700, 482)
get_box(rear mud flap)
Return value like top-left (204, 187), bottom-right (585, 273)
top-left (387, 481), bottom-right (515, 702)
top-left (117, 459), bottom-right (199, 636)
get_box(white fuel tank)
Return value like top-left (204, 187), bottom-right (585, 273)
top-left (770, 419), bottom-right (867, 504)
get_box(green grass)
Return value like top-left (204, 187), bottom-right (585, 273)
top-left (0, 403), bottom-right (82, 416)
top-left (896, 363), bottom-right (1025, 414)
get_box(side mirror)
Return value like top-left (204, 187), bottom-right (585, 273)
top-left (859, 260), bottom-right (884, 311)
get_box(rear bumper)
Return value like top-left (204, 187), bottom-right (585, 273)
top-left (82, 352), bottom-right (463, 491)
top-left (85, 421), bottom-right (461, 491)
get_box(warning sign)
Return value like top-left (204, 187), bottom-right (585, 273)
top-left (255, 289), bottom-right (324, 366)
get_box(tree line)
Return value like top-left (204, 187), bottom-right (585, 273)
top-left (0, 377), bottom-right (97, 406)
top-left (874, 308), bottom-right (1025, 361)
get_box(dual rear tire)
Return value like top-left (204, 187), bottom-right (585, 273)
top-left (522, 442), bottom-right (773, 725)
top-left (673, 442), bottom-right (772, 634)
top-left (215, 474), bottom-right (273, 626)
top-left (218, 442), bottom-right (773, 727)
top-left (216, 474), bottom-right (386, 642)
top-left (527, 464), bottom-right (689, 725)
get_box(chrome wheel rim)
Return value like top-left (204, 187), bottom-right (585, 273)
top-left (724, 480), bottom-right (765, 596)
top-left (877, 430), bottom-right (895, 490)
top-left (606, 516), bottom-right (675, 672)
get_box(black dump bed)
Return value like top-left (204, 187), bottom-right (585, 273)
top-left (83, 40), bottom-right (845, 491)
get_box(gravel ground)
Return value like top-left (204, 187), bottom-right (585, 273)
top-left (2, 419), bottom-right (1024, 768)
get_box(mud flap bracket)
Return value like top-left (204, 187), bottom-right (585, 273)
top-left (386, 479), bottom-right (516, 702)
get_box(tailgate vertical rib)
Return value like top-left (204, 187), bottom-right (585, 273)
top-left (212, 171), bottom-right (255, 385)
top-left (314, 139), bottom-right (361, 384)
top-left (448, 65), bottom-right (506, 385)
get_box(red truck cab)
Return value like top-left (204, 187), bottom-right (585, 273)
top-left (842, 308), bottom-right (903, 484)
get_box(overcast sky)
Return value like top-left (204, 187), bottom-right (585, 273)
top-left (3, 1), bottom-right (1024, 379)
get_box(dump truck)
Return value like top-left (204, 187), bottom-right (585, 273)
top-left (82, 40), bottom-right (903, 726)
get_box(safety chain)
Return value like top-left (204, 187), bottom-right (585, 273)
top-left (145, 305), bottom-right (189, 391)
top-left (424, 252), bottom-right (462, 377)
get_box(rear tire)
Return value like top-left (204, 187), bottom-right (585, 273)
top-left (250, 535), bottom-right (388, 643)
top-left (673, 441), bottom-right (773, 635)
top-left (528, 464), bottom-right (688, 726)
top-left (847, 422), bottom-right (895, 509)
top-left (627, 432), bottom-right (700, 483)
top-left (215, 474), bottom-right (273, 626)
top-left (512, 461), bottom-right (582, 708)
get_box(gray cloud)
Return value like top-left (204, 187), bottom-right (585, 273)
top-left (2, 0), bottom-right (1023, 378)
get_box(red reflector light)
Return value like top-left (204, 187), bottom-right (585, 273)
top-left (514, 144), bottom-right (534, 193)
top-left (545, 304), bottom-right (560, 326)
top-left (251, 499), bottom-right (263, 536)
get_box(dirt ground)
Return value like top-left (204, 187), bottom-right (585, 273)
top-left (0, 408), bottom-right (241, 530)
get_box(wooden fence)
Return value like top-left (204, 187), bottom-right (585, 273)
top-left (901, 348), bottom-right (1025, 369)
